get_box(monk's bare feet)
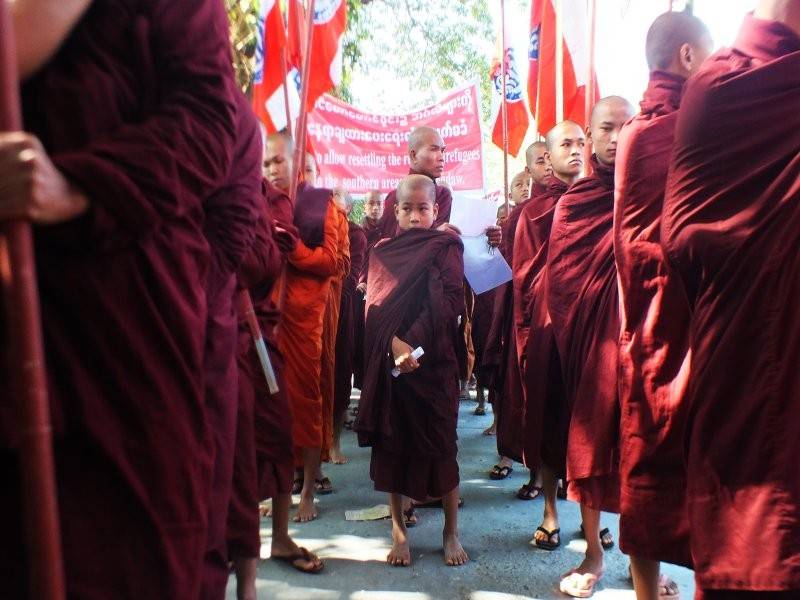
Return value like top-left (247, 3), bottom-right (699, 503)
top-left (560, 555), bottom-right (604, 598)
top-left (387, 528), bottom-right (411, 567)
top-left (293, 492), bottom-right (318, 522)
top-left (483, 422), bottom-right (496, 436)
top-left (232, 557), bottom-right (257, 600)
top-left (659, 574), bottom-right (680, 599)
top-left (271, 536), bottom-right (323, 573)
top-left (330, 447), bottom-right (348, 465)
top-left (443, 531), bottom-right (469, 566)
top-left (259, 501), bottom-right (272, 518)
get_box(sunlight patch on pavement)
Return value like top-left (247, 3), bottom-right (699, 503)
top-left (592, 588), bottom-right (636, 598)
top-left (351, 593), bottom-right (433, 600)
top-left (471, 591), bottom-right (542, 600)
top-left (260, 534), bottom-right (391, 562)
top-left (254, 580), bottom-right (341, 599)
top-left (565, 538), bottom-right (588, 554)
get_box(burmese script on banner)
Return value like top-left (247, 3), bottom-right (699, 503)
top-left (307, 84), bottom-right (484, 193)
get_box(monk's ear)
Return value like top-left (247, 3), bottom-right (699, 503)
top-left (585, 126), bottom-right (593, 145)
top-left (432, 202), bottom-right (439, 222)
top-left (678, 42), bottom-right (694, 74)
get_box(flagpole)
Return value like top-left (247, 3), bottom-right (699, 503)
top-left (584, 0), bottom-right (597, 175)
top-left (555, 0), bottom-right (564, 123)
top-left (289, 0), bottom-right (316, 206)
top-left (281, 48), bottom-right (293, 138)
top-left (0, 5), bottom-right (66, 600)
top-left (500, 0), bottom-right (510, 216)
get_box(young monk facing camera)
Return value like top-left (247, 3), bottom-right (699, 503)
top-left (355, 174), bottom-right (468, 568)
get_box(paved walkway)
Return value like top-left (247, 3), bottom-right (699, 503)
top-left (226, 394), bottom-right (695, 599)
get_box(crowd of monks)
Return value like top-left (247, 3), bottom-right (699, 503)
top-left (0, 1), bottom-right (798, 599)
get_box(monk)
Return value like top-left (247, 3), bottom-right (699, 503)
top-left (0, 1), bottom-right (237, 597)
top-left (543, 98), bottom-right (635, 597)
top-left (200, 93), bottom-right (262, 600)
top-left (614, 12), bottom-right (712, 600)
top-left (524, 140), bottom-right (553, 198)
top-left (355, 174), bottom-right (467, 568)
top-left (354, 190), bottom-right (384, 389)
top-left (227, 179), bottom-right (323, 599)
top-left (662, 3), bottom-right (800, 596)
top-left (263, 132), bottom-right (343, 522)
top-left (514, 121), bottom-right (583, 556)
top-left (318, 185), bottom-right (351, 489)
top-left (487, 171), bottom-right (531, 479)
top-left (331, 189), bottom-right (367, 464)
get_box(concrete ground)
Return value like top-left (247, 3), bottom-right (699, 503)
top-left (226, 393), bottom-right (695, 600)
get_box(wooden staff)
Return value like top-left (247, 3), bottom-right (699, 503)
top-left (0, 4), bottom-right (66, 599)
top-left (500, 0), bottom-right (510, 216)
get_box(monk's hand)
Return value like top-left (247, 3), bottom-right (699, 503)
top-left (485, 225), bottom-right (502, 248)
top-left (273, 224), bottom-right (298, 253)
top-left (391, 336), bottom-right (419, 374)
top-left (356, 282), bottom-right (367, 295)
top-left (437, 223), bottom-right (462, 236)
top-left (0, 132), bottom-right (88, 224)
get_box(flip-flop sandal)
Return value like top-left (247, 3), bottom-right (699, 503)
top-left (579, 524), bottom-right (615, 550)
top-left (272, 547), bottom-right (324, 574)
top-left (489, 465), bottom-right (513, 480)
top-left (516, 483), bottom-right (543, 500)
top-left (559, 570), bottom-right (600, 598)
top-left (314, 477), bottom-right (334, 495)
top-left (413, 496), bottom-right (465, 509)
top-left (291, 477), bottom-right (304, 495)
top-left (532, 526), bottom-right (561, 551)
top-left (403, 505), bottom-right (418, 528)
top-left (473, 406), bottom-right (487, 416)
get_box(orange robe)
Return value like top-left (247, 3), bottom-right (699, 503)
top-left (275, 198), bottom-right (341, 456)
top-left (320, 209), bottom-right (351, 460)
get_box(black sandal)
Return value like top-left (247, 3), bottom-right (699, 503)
top-left (533, 526), bottom-right (561, 551)
top-left (403, 505), bottom-right (417, 528)
top-left (489, 464), bottom-right (513, 480)
top-left (474, 406), bottom-right (487, 416)
top-left (579, 524), bottom-right (615, 550)
top-left (516, 483), bottom-right (543, 500)
top-left (314, 477), bottom-right (334, 495)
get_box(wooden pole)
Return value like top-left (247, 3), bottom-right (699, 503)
top-left (555, 0), bottom-right (564, 123)
top-left (288, 0), bottom-right (316, 205)
top-left (500, 0), bottom-right (510, 215)
top-left (280, 48), bottom-right (293, 137)
top-left (584, 0), bottom-right (597, 175)
top-left (0, 5), bottom-right (66, 600)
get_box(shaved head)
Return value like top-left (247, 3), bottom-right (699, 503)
top-left (646, 11), bottom-right (713, 74)
top-left (590, 95), bottom-right (635, 127)
top-left (408, 126), bottom-right (445, 179)
top-left (525, 140), bottom-right (551, 184)
top-left (525, 141), bottom-right (546, 166)
top-left (588, 96), bottom-right (635, 166)
top-left (545, 121), bottom-right (585, 183)
top-left (396, 174), bottom-right (436, 204)
top-left (546, 120), bottom-right (583, 152)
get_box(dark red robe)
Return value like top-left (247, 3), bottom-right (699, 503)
top-left (515, 177), bottom-right (570, 473)
top-left (334, 222), bottom-right (368, 420)
top-left (226, 182), bottom-right (295, 561)
top-left (376, 170), bottom-right (453, 239)
top-left (200, 93), bottom-right (262, 600)
top-left (0, 1), bottom-right (237, 597)
top-left (546, 157), bottom-right (620, 514)
top-left (353, 217), bottom-right (382, 389)
top-left (470, 288), bottom-right (496, 388)
top-left (662, 15), bottom-right (800, 592)
top-left (614, 71), bottom-right (693, 566)
top-left (355, 229), bottom-right (464, 501)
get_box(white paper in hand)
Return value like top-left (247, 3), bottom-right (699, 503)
top-left (391, 346), bottom-right (424, 377)
top-left (461, 235), bottom-right (513, 295)
top-left (449, 191), bottom-right (497, 237)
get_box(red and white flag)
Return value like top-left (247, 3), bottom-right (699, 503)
top-left (490, 20), bottom-right (529, 157)
top-left (287, 0), bottom-right (347, 113)
top-left (252, 0), bottom-right (300, 133)
top-left (528, 0), bottom-right (597, 136)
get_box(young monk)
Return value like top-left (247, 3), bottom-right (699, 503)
top-left (524, 140), bottom-right (553, 198)
top-left (544, 97), bottom-right (635, 598)
top-left (662, 4), bottom-right (800, 597)
top-left (332, 189), bottom-right (367, 464)
top-left (263, 132), bottom-right (342, 522)
top-left (514, 121), bottom-right (584, 555)
top-left (227, 178), bottom-right (323, 600)
top-left (614, 12), bottom-right (712, 600)
top-left (355, 174), bottom-right (468, 568)
top-left (0, 1), bottom-right (238, 597)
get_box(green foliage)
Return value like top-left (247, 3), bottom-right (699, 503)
top-left (226, 0), bottom-right (261, 94)
top-left (333, 0), bottom-right (372, 104)
top-left (349, 198), bottom-right (366, 225)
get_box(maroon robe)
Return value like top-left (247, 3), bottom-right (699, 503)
top-left (614, 71), bottom-right (692, 566)
top-left (546, 157), bottom-right (620, 514)
top-left (226, 182), bottom-right (295, 561)
top-left (470, 288), bottom-right (496, 388)
top-left (355, 229), bottom-right (464, 501)
top-left (662, 16), bottom-right (800, 592)
top-left (515, 177), bottom-right (570, 473)
top-left (377, 170), bottom-right (453, 239)
top-left (334, 222), bottom-right (367, 419)
top-left (0, 1), bottom-right (237, 597)
top-left (353, 217), bottom-right (382, 389)
top-left (200, 93), bottom-right (262, 600)
top-left (485, 197), bottom-right (532, 461)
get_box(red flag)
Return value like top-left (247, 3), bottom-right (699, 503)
top-left (252, 0), bottom-right (295, 132)
top-left (288, 0), bottom-right (347, 113)
top-left (491, 19), bottom-right (529, 157)
top-left (528, 0), bottom-right (598, 136)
